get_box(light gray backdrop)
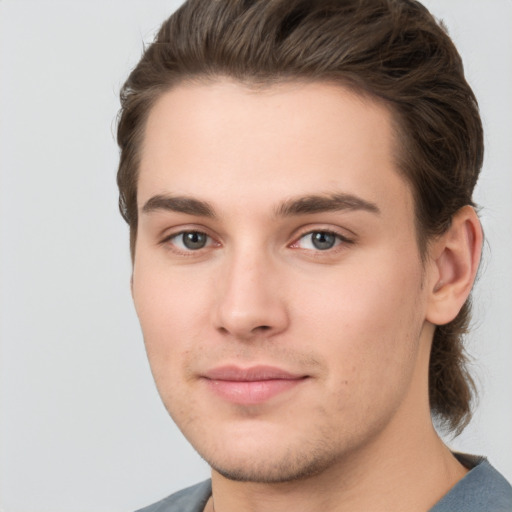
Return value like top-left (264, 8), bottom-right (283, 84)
top-left (0, 1), bottom-right (511, 511)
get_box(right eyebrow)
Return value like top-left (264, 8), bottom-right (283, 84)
top-left (141, 194), bottom-right (216, 218)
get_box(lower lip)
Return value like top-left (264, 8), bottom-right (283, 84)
top-left (204, 378), bottom-right (305, 405)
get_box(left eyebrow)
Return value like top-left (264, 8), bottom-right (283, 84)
top-left (274, 193), bottom-right (380, 217)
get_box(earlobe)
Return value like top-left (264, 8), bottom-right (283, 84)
top-left (426, 206), bottom-right (483, 326)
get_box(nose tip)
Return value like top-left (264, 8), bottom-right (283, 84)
top-left (213, 257), bottom-right (289, 340)
top-left (215, 299), bottom-right (288, 340)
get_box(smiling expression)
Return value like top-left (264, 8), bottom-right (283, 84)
top-left (132, 80), bottom-right (437, 482)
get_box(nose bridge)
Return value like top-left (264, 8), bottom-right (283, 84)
top-left (214, 241), bottom-right (288, 339)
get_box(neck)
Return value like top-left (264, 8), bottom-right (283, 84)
top-left (208, 422), bottom-right (466, 512)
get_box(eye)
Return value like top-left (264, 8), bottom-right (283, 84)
top-left (167, 231), bottom-right (213, 251)
top-left (293, 230), bottom-right (348, 251)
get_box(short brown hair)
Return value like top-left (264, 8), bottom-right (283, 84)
top-left (117, 0), bottom-right (483, 434)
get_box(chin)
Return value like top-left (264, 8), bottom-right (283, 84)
top-left (200, 436), bottom-right (343, 484)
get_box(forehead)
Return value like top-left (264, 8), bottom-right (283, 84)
top-left (138, 79), bottom-right (412, 218)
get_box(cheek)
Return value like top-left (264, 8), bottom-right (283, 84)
top-left (132, 263), bottom-right (212, 375)
top-left (298, 253), bottom-right (425, 388)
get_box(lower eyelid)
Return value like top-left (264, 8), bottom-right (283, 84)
top-left (292, 230), bottom-right (352, 248)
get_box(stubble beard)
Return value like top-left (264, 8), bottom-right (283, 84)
top-left (200, 434), bottom-right (346, 484)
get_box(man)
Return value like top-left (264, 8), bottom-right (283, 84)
top-left (116, 0), bottom-right (512, 510)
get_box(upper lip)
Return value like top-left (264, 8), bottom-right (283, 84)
top-left (203, 365), bottom-right (306, 382)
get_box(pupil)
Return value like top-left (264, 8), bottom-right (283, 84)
top-left (312, 232), bottom-right (335, 250)
top-left (183, 232), bottom-right (207, 250)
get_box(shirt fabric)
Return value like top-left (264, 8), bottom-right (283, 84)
top-left (135, 454), bottom-right (512, 512)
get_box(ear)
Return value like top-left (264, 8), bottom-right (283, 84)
top-left (426, 205), bottom-right (483, 326)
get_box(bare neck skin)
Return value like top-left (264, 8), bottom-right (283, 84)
top-left (208, 442), bottom-right (465, 512)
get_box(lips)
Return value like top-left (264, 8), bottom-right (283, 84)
top-left (202, 365), bottom-right (308, 405)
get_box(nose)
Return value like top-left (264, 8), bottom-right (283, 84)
top-left (213, 250), bottom-right (289, 340)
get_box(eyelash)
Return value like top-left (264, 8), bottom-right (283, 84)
top-left (290, 229), bottom-right (354, 252)
top-left (160, 230), bottom-right (217, 254)
top-left (160, 228), bottom-right (354, 255)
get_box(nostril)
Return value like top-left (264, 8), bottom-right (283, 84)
top-left (254, 325), bottom-right (271, 332)
top-left (216, 324), bottom-right (272, 338)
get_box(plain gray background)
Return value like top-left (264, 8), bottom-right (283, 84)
top-left (0, 1), bottom-right (511, 511)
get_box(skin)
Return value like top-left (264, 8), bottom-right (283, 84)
top-left (132, 80), bottom-right (482, 512)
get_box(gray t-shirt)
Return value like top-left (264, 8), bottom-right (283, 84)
top-left (136, 455), bottom-right (512, 512)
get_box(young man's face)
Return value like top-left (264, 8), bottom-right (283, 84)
top-left (132, 80), bottom-right (436, 482)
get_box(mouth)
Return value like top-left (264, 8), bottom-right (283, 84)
top-left (201, 365), bottom-right (309, 405)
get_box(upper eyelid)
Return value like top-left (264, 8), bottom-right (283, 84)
top-left (300, 229), bottom-right (350, 239)
top-left (168, 230), bottom-right (211, 240)
top-left (160, 226), bottom-right (216, 242)
top-left (292, 226), bottom-right (355, 243)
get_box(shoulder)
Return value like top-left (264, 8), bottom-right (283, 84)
top-left (430, 454), bottom-right (512, 512)
top-left (135, 480), bottom-right (212, 512)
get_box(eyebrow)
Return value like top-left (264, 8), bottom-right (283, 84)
top-left (274, 193), bottom-right (380, 217)
top-left (141, 192), bottom-right (380, 218)
top-left (142, 194), bottom-right (216, 217)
